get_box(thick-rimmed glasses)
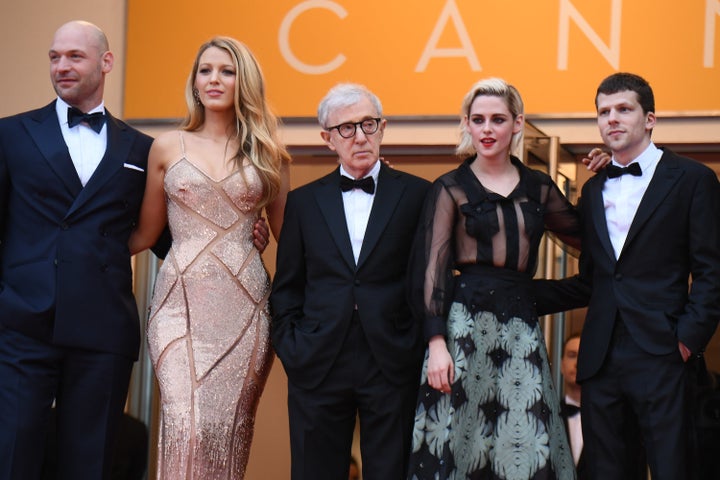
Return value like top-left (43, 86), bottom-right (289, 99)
top-left (325, 118), bottom-right (382, 139)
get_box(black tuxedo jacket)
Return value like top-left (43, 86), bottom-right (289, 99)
top-left (537, 149), bottom-right (720, 382)
top-left (270, 164), bottom-right (430, 390)
top-left (0, 101), bottom-right (153, 359)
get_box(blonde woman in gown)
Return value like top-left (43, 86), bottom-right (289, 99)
top-left (129, 37), bottom-right (289, 479)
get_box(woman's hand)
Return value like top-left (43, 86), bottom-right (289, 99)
top-left (427, 335), bottom-right (454, 394)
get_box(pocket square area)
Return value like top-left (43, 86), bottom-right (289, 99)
top-left (123, 163), bottom-right (145, 172)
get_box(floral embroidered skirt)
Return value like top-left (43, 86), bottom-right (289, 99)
top-left (407, 272), bottom-right (575, 480)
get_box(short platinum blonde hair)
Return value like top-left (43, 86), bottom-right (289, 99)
top-left (456, 78), bottom-right (525, 157)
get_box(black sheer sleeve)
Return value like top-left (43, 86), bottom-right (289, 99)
top-left (543, 178), bottom-right (582, 253)
top-left (408, 177), bottom-right (457, 341)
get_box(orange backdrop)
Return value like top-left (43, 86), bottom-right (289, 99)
top-left (124, 0), bottom-right (720, 118)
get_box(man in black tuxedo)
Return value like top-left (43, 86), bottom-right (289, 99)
top-left (270, 83), bottom-right (430, 479)
top-left (537, 73), bottom-right (720, 480)
top-left (0, 21), bottom-right (154, 479)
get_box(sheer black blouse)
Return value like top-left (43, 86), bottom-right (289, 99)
top-left (409, 156), bottom-right (582, 340)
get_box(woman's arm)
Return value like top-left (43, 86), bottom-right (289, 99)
top-left (128, 135), bottom-right (171, 255)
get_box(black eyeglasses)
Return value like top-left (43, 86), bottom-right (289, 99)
top-left (325, 118), bottom-right (382, 139)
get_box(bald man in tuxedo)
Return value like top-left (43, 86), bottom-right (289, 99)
top-left (0, 21), bottom-right (153, 479)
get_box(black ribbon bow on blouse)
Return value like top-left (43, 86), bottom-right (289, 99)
top-left (340, 175), bottom-right (375, 194)
top-left (67, 106), bottom-right (106, 133)
top-left (606, 162), bottom-right (642, 179)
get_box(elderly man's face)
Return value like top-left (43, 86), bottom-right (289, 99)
top-left (321, 96), bottom-right (385, 179)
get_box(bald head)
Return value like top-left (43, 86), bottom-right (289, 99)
top-left (49, 20), bottom-right (113, 112)
top-left (54, 21), bottom-right (109, 53)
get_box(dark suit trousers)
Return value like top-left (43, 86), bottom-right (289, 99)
top-left (287, 311), bottom-right (418, 480)
top-left (581, 320), bottom-right (687, 480)
top-left (0, 327), bottom-right (133, 480)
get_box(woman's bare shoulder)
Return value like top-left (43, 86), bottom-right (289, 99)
top-left (148, 130), bottom-right (186, 170)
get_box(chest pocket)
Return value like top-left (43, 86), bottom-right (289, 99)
top-left (460, 201), bottom-right (500, 240)
top-left (519, 199), bottom-right (545, 242)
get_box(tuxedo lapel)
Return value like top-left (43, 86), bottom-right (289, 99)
top-left (357, 165), bottom-right (404, 268)
top-left (68, 113), bottom-right (134, 217)
top-left (586, 175), bottom-right (616, 263)
top-left (23, 102), bottom-right (83, 197)
top-left (314, 170), bottom-right (356, 270)
top-left (622, 155), bottom-right (682, 254)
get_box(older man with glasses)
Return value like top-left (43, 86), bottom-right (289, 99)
top-left (271, 83), bottom-right (430, 480)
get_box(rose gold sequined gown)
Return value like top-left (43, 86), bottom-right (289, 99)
top-left (147, 134), bottom-right (273, 479)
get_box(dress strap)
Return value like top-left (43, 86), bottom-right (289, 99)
top-left (178, 131), bottom-right (186, 157)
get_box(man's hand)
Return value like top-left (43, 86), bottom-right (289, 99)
top-left (582, 147), bottom-right (611, 172)
top-left (678, 341), bottom-right (692, 362)
top-left (253, 217), bottom-right (270, 253)
top-left (380, 156), bottom-right (393, 169)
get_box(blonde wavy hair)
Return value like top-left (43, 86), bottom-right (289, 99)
top-left (182, 36), bottom-right (289, 209)
top-left (456, 78), bottom-right (524, 158)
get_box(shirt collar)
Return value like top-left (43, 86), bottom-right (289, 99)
top-left (564, 395), bottom-right (581, 408)
top-left (339, 159), bottom-right (381, 182)
top-left (611, 142), bottom-right (662, 173)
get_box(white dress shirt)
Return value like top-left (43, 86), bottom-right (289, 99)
top-left (565, 395), bottom-right (583, 466)
top-left (340, 160), bottom-right (380, 264)
top-left (602, 143), bottom-right (663, 258)
top-left (56, 97), bottom-right (108, 186)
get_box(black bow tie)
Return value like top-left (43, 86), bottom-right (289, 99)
top-left (67, 106), bottom-right (106, 133)
top-left (606, 162), bottom-right (642, 179)
top-left (340, 175), bottom-right (375, 194)
top-left (563, 403), bottom-right (581, 418)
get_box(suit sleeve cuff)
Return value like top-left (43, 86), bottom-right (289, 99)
top-left (424, 316), bottom-right (447, 342)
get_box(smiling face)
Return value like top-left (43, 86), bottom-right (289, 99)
top-left (596, 90), bottom-right (655, 165)
top-left (49, 21), bottom-right (113, 112)
top-left (320, 95), bottom-right (386, 179)
top-left (464, 94), bottom-right (523, 162)
top-left (194, 46), bottom-right (237, 114)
